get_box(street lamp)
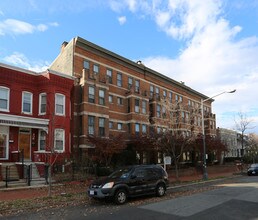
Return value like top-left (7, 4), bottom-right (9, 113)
top-left (201, 89), bottom-right (236, 180)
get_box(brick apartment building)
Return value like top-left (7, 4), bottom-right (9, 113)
top-left (50, 36), bottom-right (216, 164)
top-left (0, 63), bottom-right (74, 176)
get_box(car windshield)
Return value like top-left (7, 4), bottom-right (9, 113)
top-left (250, 164), bottom-right (258, 168)
top-left (108, 167), bottom-right (132, 179)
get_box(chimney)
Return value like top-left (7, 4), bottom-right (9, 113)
top-left (61, 41), bottom-right (68, 52)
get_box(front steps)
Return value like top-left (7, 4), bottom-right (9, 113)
top-left (0, 162), bottom-right (46, 188)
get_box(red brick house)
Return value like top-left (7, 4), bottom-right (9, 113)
top-left (0, 63), bottom-right (75, 178)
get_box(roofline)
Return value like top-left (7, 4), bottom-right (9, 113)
top-left (75, 36), bottom-right (210, 100)
top-left (0, 62), bottom-right (75, 80)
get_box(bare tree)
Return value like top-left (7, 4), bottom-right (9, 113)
top-left (245, 133), bottom-right (258, 163)
top-left (235, 111), bottom-right (254, 158)
top-left (87, 133), bottom-right (126, 167)
top-left (150, 97), bottom-right (201, 180)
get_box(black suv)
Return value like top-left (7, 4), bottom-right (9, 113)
top-left (88, 165), bottom-right (169, 204)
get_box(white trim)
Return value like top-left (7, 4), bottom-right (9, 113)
top-left (54, 128), bottom-right (65, 152)
top-left (39, 93), bottom-right (47, 115)
top-left (22, 91), bottom-right (33, 114)
top-left (0, 113), bottom-right (49, 130)
top-left (55, 93), bottom-right (65, 116)
top-left (0, 86), bottom-right (10, 112)
top-left (0, 125), bottom-right (9, 160)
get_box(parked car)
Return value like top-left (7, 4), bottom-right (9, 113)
top-left (247, 164), bottom-right (258, 176)
top-left (87, 164), bottom-right (169, 204)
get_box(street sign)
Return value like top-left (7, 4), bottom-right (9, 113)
top-left (164, 156), bottom-right (171, 165)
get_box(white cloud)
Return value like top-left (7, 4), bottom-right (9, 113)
top-left (0, 19), bottom-right (58, 36)
top-left (118, 16), bottom-right (127, 25)
top-left (113, 0), bottom-right (258, 132)
top-left (3, 52), bottom-right (50, 72)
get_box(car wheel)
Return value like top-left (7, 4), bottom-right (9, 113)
top-left (114, 189), bottom-right (127, 205)
top-left (156, 184), bottom-right (166, 197)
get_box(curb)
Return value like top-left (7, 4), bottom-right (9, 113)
top-left (167, 174), bottom-right (242, 190)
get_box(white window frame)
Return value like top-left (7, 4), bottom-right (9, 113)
top-left (135, 123), bottom-right (140, 134)
top-left (38, 130), bottom-right (47, 151)
top-left (0, 126), bottom-right (9, 160)
top-left (39, 93), bottom-right (47, 115)
top-left (118, 123), bottom-right (123, 130)
top-left (88, 116), bottom-right (95, 135)
top-left (106, 69), bottom-right (113, 84)
top-left (55, 93), bottom-right (65, 116)
top-left (142, 100), bottom-right (147, 114)
top-left (99, 89), bottom-right (105, 105)
top-left (109, 95), bottom-right (113, 103)
top-left (142, 124), bottom-right (147, 134)
top-left (93, 64), bottom-right (99, 74)
top-left (22, 91), bottom-right (33, 114)
top-left (117, 73), bottom-right (122, 87)
top-left (54, 129), bottom-right (65, 152)
top-left (135, 99), bottom-right (140, 113)
top-left (0, 86), bottom-right (10, 112)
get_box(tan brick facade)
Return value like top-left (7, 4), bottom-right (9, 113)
top-left (50, 37), bottom-right (216, 155)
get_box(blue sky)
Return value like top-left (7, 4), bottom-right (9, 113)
top-left (0, 0), bottom-right (258, 134)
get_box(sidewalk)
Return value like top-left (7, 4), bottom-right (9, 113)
top-left (0, 165), bottom-right (241, 202)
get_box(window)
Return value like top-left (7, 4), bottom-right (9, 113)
top-left (88, 86), bottom-right (95, 103)
top-left (0, 87), bottom-right (9, 111)
top-left (39, 93), bottom-right (47, 115)
top-left (135, 99), bottom-right (140, 113)
top-left (22, 92), bottom-right (32, 114)
top-left (128, 77), bottom-right (133, 90)
top-left (99, 118), bottom-right (105, 136)
top-left (118, 123), bottom-right (123, 130)
top-left (83, 60), bottom-right (90, 69)
top-left (106, 69), bottom-right (113, 84)
top-left (135, 80), bottom-right (140, 93)
top-left (186, 112), bottom-right (189, 123)
top-left (109, 95), bottom-right (113, 103)
top-left (39, 130), bottom-right (47, 151)
top-left (155, 87), bottom-right (160, 99)
top-left (162, 106), bottom-right (166, 118)
top-left (181, 112), bottom-right (185, 122)
top-left (109, 121), bottom-right (113, 129)
top-left (55, 93), bottom-right (65, 115)
top-left (157, 104), bottom-right (161, 118)
top-left (142, 124), bottom-right (147, 134)
top-left (88, 116), bottom-right (95, 135)
top-left (150, 85), bottom-right (154, 97)
top-left (176, 95), bottom-right (183, 102)
top-left (163, 90), bottom-right (167, 99)
top-left (169, 92), bottom-right (172, 102)
top-left (142, 100), bottom-right (147, 114)
top-left (135, 123), bottom-right (140, 134)
top-left (93, 64), bottom-right (99, 74)
top-left (117, 73), bottom-right (122, 87)
top-left (117, 97), bottom-right (123, 105)
top-left (54, 129), bottom-right (65, 152)
top-left (99, 89), bottom-right (105, 105)
top-left (0, 129), bottom-right (8, 159)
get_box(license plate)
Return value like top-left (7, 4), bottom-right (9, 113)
top-left (89, 190), bottom-right (95, 195)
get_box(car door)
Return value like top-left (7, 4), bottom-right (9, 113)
top-left (129, 168), bottom-right (148, 195)
top-left (145, 168), bottom-right (159, 193)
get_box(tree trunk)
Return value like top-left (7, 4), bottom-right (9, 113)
top-left (48, 165), bottom-right (52, 197)
top-left (175, 162), bottom-right (179, 181)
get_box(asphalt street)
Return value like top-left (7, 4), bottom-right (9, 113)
top-left (3, 175), bottom-right (258, 220)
